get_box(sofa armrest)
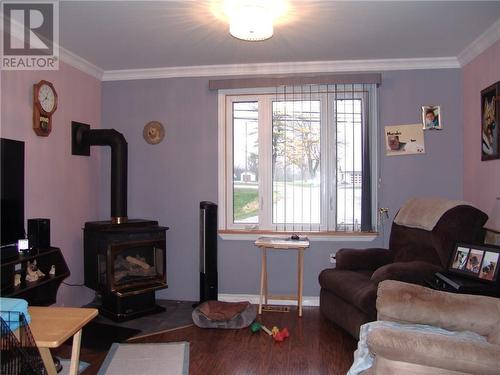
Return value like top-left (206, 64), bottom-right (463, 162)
top-left (370, 261), bottom-right (441, 284)
top-left (367, 327), bottom-right (500, 375)
top-left (376, 280), bottom-right (500, 342)
top-left (336, 248), bottom-right (393, 271)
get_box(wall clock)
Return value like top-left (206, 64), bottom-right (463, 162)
top-left (33, 80), bottom-right (58, 136)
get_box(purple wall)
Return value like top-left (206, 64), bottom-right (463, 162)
top-left (100, 78), bottom-right (219, 301)
top-left (379, 69), bottom-right (464, 228)
top-left (0, 58), bottom-right (484, 303)
top-left (1, 63), bottom-right (101, 306)
top-left (102, 68), bottom-right (463, 300)
top-left (463, 40), bottom-right (500, 214)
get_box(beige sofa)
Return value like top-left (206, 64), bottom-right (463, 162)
top-left (366, 280), bottom-right (500, 375)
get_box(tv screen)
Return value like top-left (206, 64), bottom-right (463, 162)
top-left (1, 138), bottom-right (25, 246)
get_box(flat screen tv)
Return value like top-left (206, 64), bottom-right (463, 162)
top-left (1, 138), bottom-right (25, 246)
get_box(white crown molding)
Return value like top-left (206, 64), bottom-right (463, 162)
top-left (102, 57), bottom-right (460, 81)
top-left (218, 293), bottom-right (320, 307)
top-left (458, 18), bottom-right (500, 67)
top-left (59, 47), bottom-right (104, 81)
top-left (3, 15), bottom-right (103, 80)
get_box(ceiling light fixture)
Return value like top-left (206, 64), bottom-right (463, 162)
top-left (223, 0), bottom-right (286, 41)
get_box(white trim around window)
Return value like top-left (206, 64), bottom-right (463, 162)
top-left (217, 86), bottom-right (379, 241)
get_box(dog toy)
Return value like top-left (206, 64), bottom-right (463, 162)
top-left (250, 322), bottom-right (272, 335)
top-left (271, 326), bottom-right (290, 342)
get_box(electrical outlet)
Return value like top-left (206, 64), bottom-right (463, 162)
top-left (329, 253), bottom-right (336, 264)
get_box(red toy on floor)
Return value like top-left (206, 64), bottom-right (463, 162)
top-left (271, 326), bottom-right (290, 342)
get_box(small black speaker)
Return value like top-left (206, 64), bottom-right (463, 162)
top-left (200, 201), bottom-right (218, 303)
top-left (28, 218), bottom-right (50, 250)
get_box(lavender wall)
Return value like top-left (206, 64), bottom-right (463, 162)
top-left (101, 68), bottom-right (463, 301)
top-left (379, 69), bottom-right (464, 225)
top-left (463, 39), bottom-right (500, 214)
top-left (1, 63), bottom-right (101, 306)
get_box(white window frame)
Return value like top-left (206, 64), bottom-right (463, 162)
top-left (217, 87), bottom-right (379, 241)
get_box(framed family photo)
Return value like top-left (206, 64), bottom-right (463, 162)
top-left (481, 81), bottom-right (500, 161)
top-left (422, 105), bottom-right (442, 130)
top-left (448, 243), bottom-right (500, 283)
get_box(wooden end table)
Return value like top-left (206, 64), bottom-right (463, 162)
top-left (254, 237), bottom-right (310, 317)
top-left (28, 306), bottom-right (98, 375)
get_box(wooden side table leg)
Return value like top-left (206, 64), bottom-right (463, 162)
top-left (69, 329), bottom-right (83, 375)
top-left (259, 248), bottom-right (266, 315)
top-left (38, 347), bottom-right (57, 375)
top-left (298, 249), bottom-right (304, 317)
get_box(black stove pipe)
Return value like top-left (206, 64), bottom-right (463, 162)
top-left (80, 128), bottom-right (128, 224)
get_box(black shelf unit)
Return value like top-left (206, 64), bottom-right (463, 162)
top-left (1, 247), bottom-right (70, 306)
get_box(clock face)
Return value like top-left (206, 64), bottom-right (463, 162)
top-left (38, 83), bottom-right (56, 113)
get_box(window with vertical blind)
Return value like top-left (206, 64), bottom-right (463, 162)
top-left (218, 83), bottom-right (378, 235)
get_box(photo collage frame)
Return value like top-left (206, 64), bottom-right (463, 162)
top-left (448, 243), bottom-right (500, 283)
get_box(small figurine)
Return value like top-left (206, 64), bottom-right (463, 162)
top-left (14, 273), bottom-right (21, 286)
top-left (25, 260), bottom-right (45, 282)
top-left (49, 265), bottom-right (56, 276)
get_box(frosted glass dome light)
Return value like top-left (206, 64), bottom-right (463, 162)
top-left (224, 0), bottom-right (286, 41)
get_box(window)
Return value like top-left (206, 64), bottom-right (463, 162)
top-left (219, 84), bottom-right (378, 234)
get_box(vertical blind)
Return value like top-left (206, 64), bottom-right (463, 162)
top-left (213, 74), bottom-right (379, 232)
top-left (271, 84), bottom-right (372, 232)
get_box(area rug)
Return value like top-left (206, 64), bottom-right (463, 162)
top-left (97, 342), bottom-right (189, 375)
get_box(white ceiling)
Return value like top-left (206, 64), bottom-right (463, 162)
top-left (59, 1), bottom-right (500, 72)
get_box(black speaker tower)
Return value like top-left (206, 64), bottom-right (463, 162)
top-left (28, 218), bottom-right (50, 251)
top-left (199, 201), bottom-right (218, 303)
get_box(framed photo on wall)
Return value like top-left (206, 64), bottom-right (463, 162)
top-left (385, 124), bottom-right (425, 156)
top-left (422, 105), bottom-right (442, 130)
top-left (448, 243), bottom-right (500, 284)
top-left (481, 81), bottom-right (500, 161)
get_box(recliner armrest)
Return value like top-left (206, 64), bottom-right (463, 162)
top-left (336, 248), bottom-right (393, 271)
top-left (370, 261), bottom-right (441, 284)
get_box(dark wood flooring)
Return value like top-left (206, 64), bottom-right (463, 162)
top-left (53, 306), bottom-right (357, 375)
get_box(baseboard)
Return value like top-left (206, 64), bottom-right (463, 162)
top-left (218, 293), bottom-right (319, 307)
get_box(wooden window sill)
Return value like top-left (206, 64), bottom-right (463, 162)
top-left (218, 230), bottom-right (378, 242)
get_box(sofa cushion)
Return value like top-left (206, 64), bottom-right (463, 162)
top-left (336, 248), bottom-right (393, 271)
top-left (319, 269), bottom-right (377, 316)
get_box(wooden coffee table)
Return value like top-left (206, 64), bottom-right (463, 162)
top-left (28, 306), bottom-right (98, 375)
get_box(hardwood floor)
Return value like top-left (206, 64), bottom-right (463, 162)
top-left (53, 306), bottom-right (357, 375)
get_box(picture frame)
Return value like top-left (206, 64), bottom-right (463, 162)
top-left (422, 105), bottom-right (442, 130)
top-left (385, 124), bottom-right (425, 156)
top-left (448, 242), bottom-right (500, 284)
top-left (481, 81), bottom-right (500, 161)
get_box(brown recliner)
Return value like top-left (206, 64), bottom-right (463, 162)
top-left (318, 201), bottom-right (488, 339)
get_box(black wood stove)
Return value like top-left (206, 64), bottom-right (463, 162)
top-left (83, 220), bottom-right (168, 320)
top-left (73, 122), bottom-right (168, 321)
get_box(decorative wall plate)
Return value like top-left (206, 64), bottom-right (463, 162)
top-left (143, 121), bottom-right (165, 144)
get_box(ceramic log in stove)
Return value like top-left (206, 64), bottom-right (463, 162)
top-left (72, 122), bottom-right (169, 321)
